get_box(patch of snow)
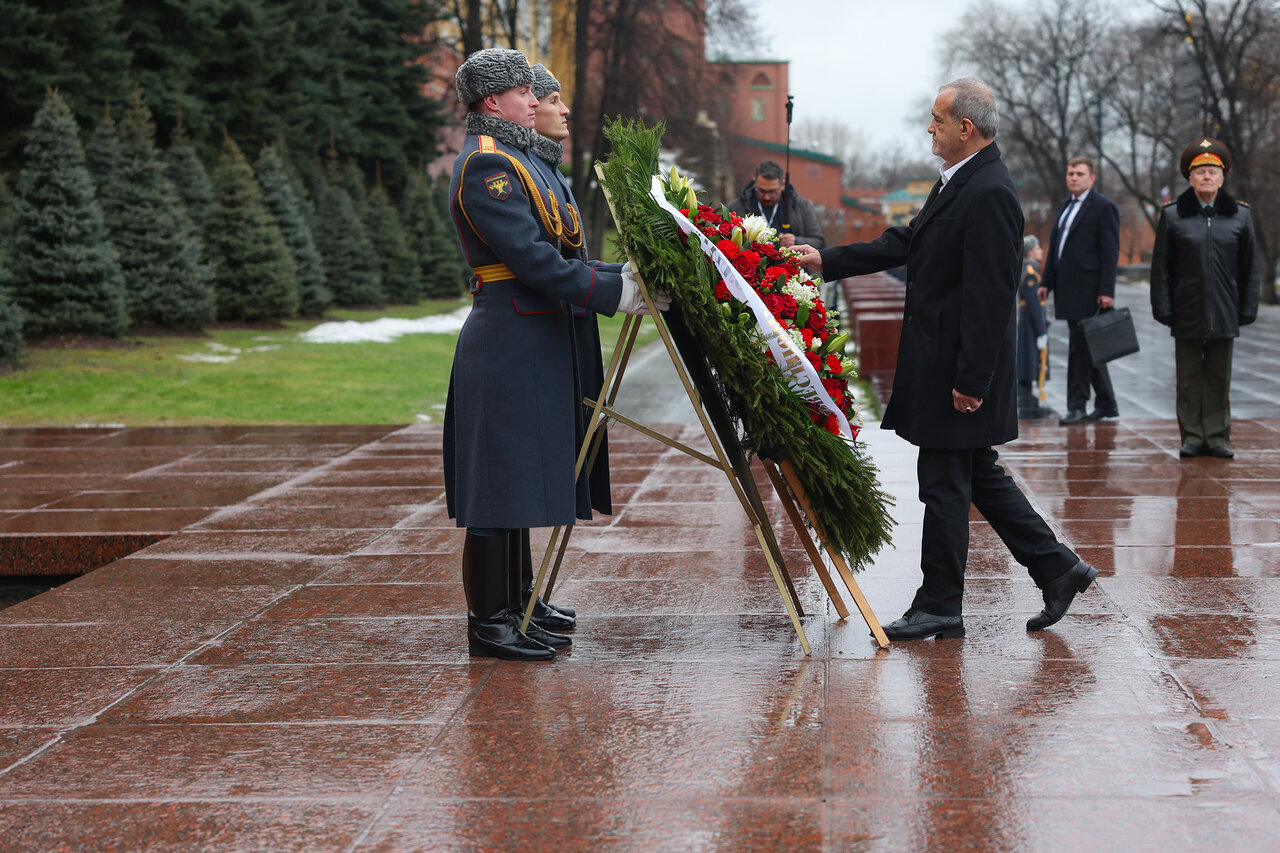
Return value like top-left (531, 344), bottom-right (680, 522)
top-left (177, 353), bottom-right (239, 363)
top-left (300, 306), bottom-right (471, 344)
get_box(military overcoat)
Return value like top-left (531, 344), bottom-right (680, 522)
top-left (529, 135), bottom-right (619, 515)
top-left (444, 115), bottom-right (624, 529)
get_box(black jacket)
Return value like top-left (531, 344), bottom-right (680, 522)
top-left (728, 181), bottom-right (826, 248)
top-left (1041, 190), bottom-right (1120, 321)
top-left (819, 142), bottom-right (1020, 450)
top-left (1150, 187), bottom-right (1259, 339)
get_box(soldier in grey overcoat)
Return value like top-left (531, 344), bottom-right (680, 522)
top-left (445, 49), bottom-right (658, 660)
top-left (500, 63), bottom-right (621, 633)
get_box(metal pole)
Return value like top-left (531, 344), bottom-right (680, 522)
top-left (784, 94), bottom-right (794, 186)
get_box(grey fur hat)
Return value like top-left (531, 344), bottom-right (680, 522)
top-left (455, 48), bottom-right (534, 105)
top-left (531, 64), bottom-right (562, 100)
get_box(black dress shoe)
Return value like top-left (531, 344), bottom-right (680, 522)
top-left (520, 616), bottom-right (572, 649)
top-left (1086, 408), bottom-right (1119, 420)
top-left (1204, 445), bottom-right (1234, 458)
top-left (523, 595), bottom-right (576, 631)
top-left (881, 608), bottom-right (965, 640)
top-left (1059, 409), bottom-right (1088, 425)
top-left (1027, 559), bottom-right (1098, 631)
top-left (1179, 444), bottom-right (1202, 458)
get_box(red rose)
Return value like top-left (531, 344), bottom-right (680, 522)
top-left (717, 239), bottom-right (740, 260)
top-left (805, 351), bottom-right (823, 372)
top-left (758, 243), bottom-right (781, 260)
top-left (822, 378), bottom-right (845, 406)
top-left (806, 310), bottom-right (828, 333)
top-left (762, 293), bottom-right (786, 317)
top-left (732, 250), bottom-right (762, 283)
top-left (826, 354), bottom-right (842, 373)
top-left (719, 222), bottom-right (735, 237)
top-left (698, 206), bottom-right (722, 225)
top-left (779, 294), bottom-right (798, 318)
top-left (715, 280), bottom-right (733, 301)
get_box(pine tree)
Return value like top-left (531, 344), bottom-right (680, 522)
top-left (364, 181), bottom-right (421, 304)
top-left (312, 160), bottom-right (383, 306)
top-left (107, 87), bottom-right (215, 329)
top-left (84, 104), bottom-right (122, 201)
top-left (4, 89), bottom-right (127, 337)
top-left (435, 172), bottom-right (469, 295)
top-left (255, 144), bottom-right (330, 316)
top-left (403, 172), bottom-right (465, 298)
top-left (0, 174), bottom-right (22, 363)
top-left (203, 135), bottom-right (298, 322)
top-left (0, 0), bottom-right (131, 169)
top-left (280, 0), bottom-right (441, 190)
top-left (165, 120), bottom-right (213, 228)
top-left (0, 172), bottom-right (15, 260)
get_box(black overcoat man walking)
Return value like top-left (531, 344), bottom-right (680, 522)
top-left (796, 78), bottom-right (1097, 640)
top-left (1038, 156), bottom-right (1122, 424)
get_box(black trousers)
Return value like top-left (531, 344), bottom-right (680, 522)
top-left (915, 446), bottom-right (1080, 616)
top-left (1065, 319), bottom-right (1117, 413)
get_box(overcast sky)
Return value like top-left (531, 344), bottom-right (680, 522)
top-left (740, 0), bottom-right (1025, 162)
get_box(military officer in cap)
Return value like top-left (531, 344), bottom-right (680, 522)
top-left (1150, 137), bottom-right (1259, 459)
top-left (445, 48), bottom-right (665, 661)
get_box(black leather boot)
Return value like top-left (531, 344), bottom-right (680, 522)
top-left (462, 530), bottom-right (554, 661)
top-left (506, 534), bottom-right (571, 649)
top-left (517, 528), bottom-right (577, 630)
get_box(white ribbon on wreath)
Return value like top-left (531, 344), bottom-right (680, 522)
top-left (650, 177), bottom-right (854, 444)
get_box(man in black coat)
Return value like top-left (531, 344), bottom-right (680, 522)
top-left (1038, 156), bottom-right (1121, 425)
top-left (796, 78), bottom-right (1096, 640)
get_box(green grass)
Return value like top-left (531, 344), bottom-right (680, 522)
top-left (0, 299), bottom-right (658, 426)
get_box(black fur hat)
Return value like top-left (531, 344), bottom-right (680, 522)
top-left (455, 48), bottom-right (534, 105)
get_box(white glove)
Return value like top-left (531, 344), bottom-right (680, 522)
top-left (1036, 334), bottom-right (1048, 350)
top-left (616, 262), bottom-right (672, 315)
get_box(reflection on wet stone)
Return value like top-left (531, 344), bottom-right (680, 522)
top-left (2, 400), bottom-right (1280, 846)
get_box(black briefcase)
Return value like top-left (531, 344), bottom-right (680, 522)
top-left (1079, 307), bottom-right (1140, 365)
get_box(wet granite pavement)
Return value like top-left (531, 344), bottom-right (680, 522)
top-left (1, 280), bottom-right (1280, 850)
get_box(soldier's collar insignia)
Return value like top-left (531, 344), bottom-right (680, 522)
top-left (486, 172), bottom-right (512, 200)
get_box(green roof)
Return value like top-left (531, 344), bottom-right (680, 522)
top-left (841, 198), bottom-right (882, 214)
top-left (881, 187), bottom-right (930, 201)
top-left (727, 135), bottom-right (843, 167)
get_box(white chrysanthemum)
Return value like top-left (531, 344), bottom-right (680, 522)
top-left (782, 280), bottom-right (820, 308)
top-left (740, 214), bottom-right (777, 246)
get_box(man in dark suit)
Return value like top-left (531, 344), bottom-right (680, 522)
top-left (1038, 156), bottom-right (1121, 425)
top-left (795, 78), bottom-right (1096, 640)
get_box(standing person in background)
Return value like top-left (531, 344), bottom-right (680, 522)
top-left (1017, 235), bottom-right (1049, 413)
top-left (728, 160), bottom-right (825, 250)
top-left (1038, 157), bottom-right (1121, 426)
top-left (445, 49), bottom-right (662, 661)
top-left (517, 62), bottom-right (620, 633)
top-left (1150, 138), bottom-right (1258, 459)
top-left (795, 78), bottom-right (1096, 641)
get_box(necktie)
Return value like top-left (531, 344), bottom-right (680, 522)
top-left (1056, 197), bottom-right (1078, 260)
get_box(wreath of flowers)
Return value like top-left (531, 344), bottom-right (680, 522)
top-left (675, 195), bottom-right (858, 440)
top-left (600, 119), bottom-right (893, 568)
